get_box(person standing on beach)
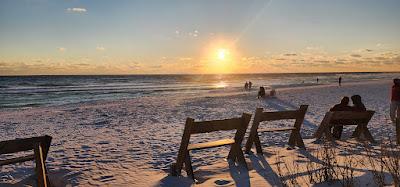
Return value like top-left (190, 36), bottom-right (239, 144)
top-left (258, 87), bottom-right (266, 98)
top-left (338, 76), bottom-right (342, 86)
top-left (330, 97), bottom-right (352, 139)
top-left (390, 79), bottom-right (400, 122)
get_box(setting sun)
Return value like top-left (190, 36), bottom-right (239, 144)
top-left (217, 49), bottom-right (228, 60)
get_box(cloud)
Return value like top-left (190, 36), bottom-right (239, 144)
top-left (58, 47), bottom-right (66, 52)
top-left (96, 46), bottom-right (106, 51)
top-left (179, 57), bottom-right (192, 61)
top-left (350, 54), bottom-right (362, 58)
top-left (67, 8), bottom-right (87, 13)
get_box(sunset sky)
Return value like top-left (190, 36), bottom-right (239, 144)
top-left (1, 0), bottom-right (399, 75)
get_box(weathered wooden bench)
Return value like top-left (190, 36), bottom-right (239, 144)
top-left (170, 113), bottom-right (252, 180)
top-left (245, 105), bottom-right (308, 155)
top-left (313, 110), bottom-right (375, 143)
top-left (0, 135), bottom-right (52, 187)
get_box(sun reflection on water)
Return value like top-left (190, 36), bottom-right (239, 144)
top-left (214, 81), bottom-right (227, 88)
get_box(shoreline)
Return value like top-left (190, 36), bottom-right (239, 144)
top-left (0, 79), bottom-right (392, 112)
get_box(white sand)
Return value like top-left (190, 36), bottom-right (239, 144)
top-left (0, 80), bottom-right (397, 186)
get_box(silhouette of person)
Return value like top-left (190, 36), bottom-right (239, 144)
top-left (330, 97), bottom-right (352, 139)
top-left (248, 81), bottom-right (252, 90)
top-left (351, 95), bottom-right (366, 111)
top-left (270, 88), bottom-right (276, 97)
top-left (258, 86), bottom-right (266, 99)
top-left (244, 82), bottom-right (249, 90)
top-left (390, 79), bottom-right (400, 122)
top-left (339, 77), bottom-right (342, 86)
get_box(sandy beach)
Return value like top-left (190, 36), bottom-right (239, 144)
top-left (0, 80), bottom-right (397, 186)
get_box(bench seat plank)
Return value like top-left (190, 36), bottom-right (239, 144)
top-left (187, 139), bottom-right (235, 151)
top-left (0, 154), bottom-right (35, 166)
top-left (258, 127), bottom-right (296, 133)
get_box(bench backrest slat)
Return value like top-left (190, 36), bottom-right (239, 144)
top-left (261, 110), bottom-right (304, 121)
top-left (255, 105), bottom-right (308, 130)
top-left (329, 110), bottom-right (374, 121)
top-left (0, 135), bottom-right (52, 165)
top-left (190, 118), bottom-right (243, 134)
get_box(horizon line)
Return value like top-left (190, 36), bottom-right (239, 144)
top-left (1, 71), bottom-right (400, 77)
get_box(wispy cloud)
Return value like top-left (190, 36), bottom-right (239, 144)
top-left (58, 47), bottom-right (66, 52)
top-left (350, 54), bottom-right (362, 58)
top-left (66, 7), bottom-right (87, 13)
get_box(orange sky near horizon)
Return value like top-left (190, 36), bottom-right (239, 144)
top-left (0, 0), bottom-right (399, 75)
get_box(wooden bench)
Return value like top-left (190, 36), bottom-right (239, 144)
top-left (245, 105), bottom-right (308, 155)
top-left (170, 113), bottom-right (252, 180)
top-left (0, 135), bottom-right (52, 187)
top-left (313, 110), bottom-right (375, 143)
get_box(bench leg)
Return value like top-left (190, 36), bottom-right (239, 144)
top-left (34, 144), bottom-right (49, 187)
top-left (352, 125), bottom-right (362, 138)
top-left (184, 151), bottom-right (194, 180)
top-left (234, 144), bottom-right (247, 169)
top-left (295, 131), bottom-right (305, 148)
top-left (323, 127), bottom-right (335, 141)
top-left (244, 133), bottom-right (254, 154)
top-left (288, 130), bottom-right (296, 147)
top-left (361, 126), bottom-right (376, 143)
top-left (254, 134), bottom-right (263, 155)
top-left (228, 144), bottom-right (237, 161)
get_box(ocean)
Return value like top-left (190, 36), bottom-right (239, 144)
top-left (0, 72), bottom-right (399, 108)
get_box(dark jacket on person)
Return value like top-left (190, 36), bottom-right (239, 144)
top-left (330, 103), bottom-right (352, 112)
top-left (392, 84), bottom-right (400, 101)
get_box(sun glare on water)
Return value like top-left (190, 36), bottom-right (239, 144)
top-left (215, 81), bottom-right (227, 88)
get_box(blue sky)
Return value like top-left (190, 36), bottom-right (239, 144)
top-left (0, 0), bottom-right (399, 75)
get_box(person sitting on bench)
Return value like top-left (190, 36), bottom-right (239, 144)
top-left (330, 96), bottom-right (352, 139)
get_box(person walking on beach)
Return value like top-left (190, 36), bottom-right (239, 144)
top-left (258, 86), bottom-right (266, 99)
top-left (338, 76), bottom-right (342, 86)
top-left (390, 79), bottom-right (400, 122)
top-left (330, 97), bottom-right (352, 139)
top-left (244, 82), bottom-right (249, 90)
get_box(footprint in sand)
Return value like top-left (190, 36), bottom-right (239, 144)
top-left (214, 179), bottom-right (232, 186)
